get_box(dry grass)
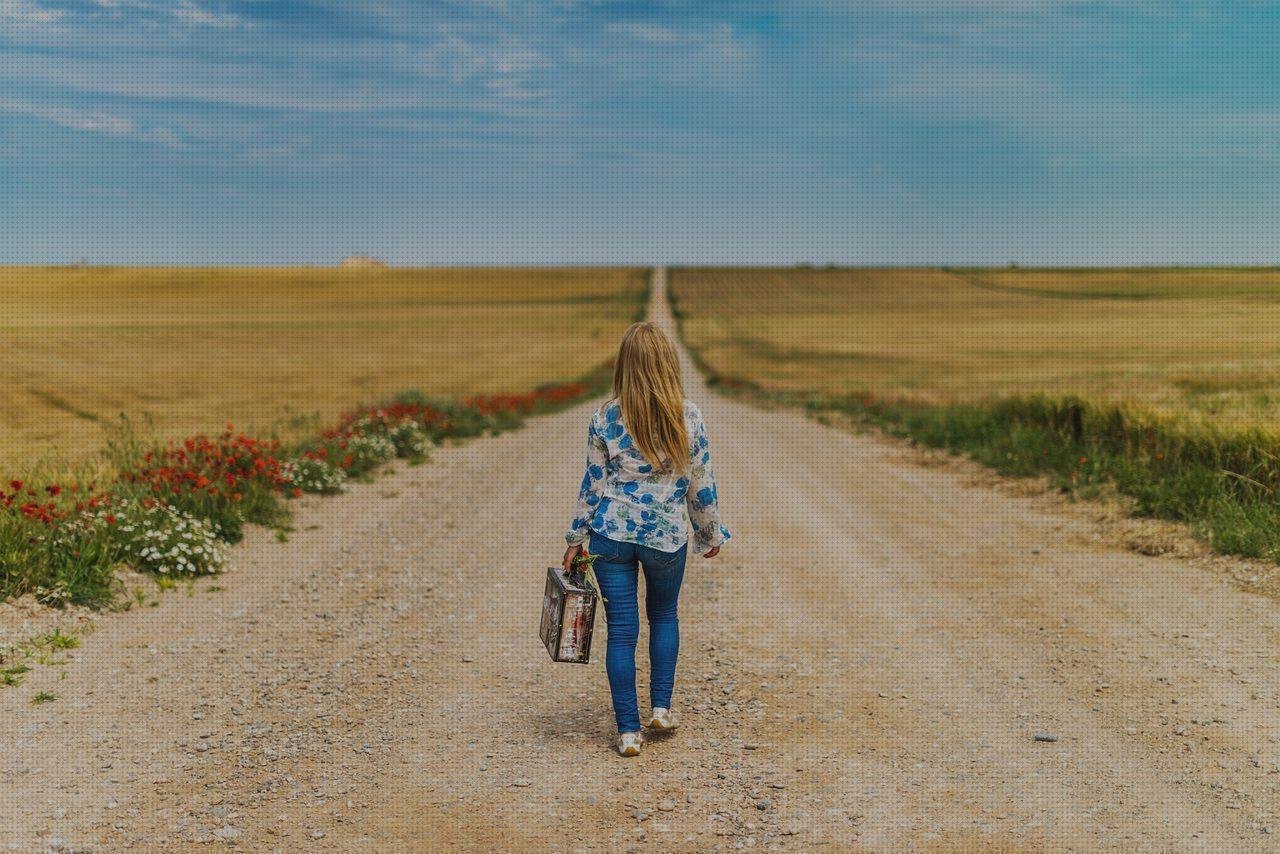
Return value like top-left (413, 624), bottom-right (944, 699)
top-left (671, 266), bottom-right (1280, 430)
top-left (1, 266), bottom-right (646, 471)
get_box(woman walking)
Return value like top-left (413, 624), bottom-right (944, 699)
top-left (563, 321), bottom-right (731, 756)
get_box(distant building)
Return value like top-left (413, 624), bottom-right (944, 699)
top-left (339, 255), bottom-right (388, 269)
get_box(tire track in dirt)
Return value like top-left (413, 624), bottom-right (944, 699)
top-left (3, 269), bottom-right (1278, 850)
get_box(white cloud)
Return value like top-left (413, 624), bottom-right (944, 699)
top-left (9, 0), bottom-right (249, 30)
top-left (0, 96), bottom-right (132, 135)
top-left (60, 111), bottom-right (135, 135)
top-left (580, 20), bottom-right (756, 89)
top-left (819, 1), bottom-right (1109, 9)
top-left (243, 137), bottom-right (312, 160)
top-left (416, 34), bottom-right (549, 82)
top-left (700, 22), bottom-right (752, 64)
top-left (484, 76), bottom-right (546, 99)
top-left (143, 126), bottom-right (183, 147)
top-left (605, 19), bottom-right (751, 59)
top-left (606, 22), bottom-right (680, 45)
top-left (0, 95), bottom-right (186, 147)
top-left (171, 1), bottom-right (247, 29)
top-left (0, 51), bottom-right (436, 111)
top-left (0, 0), bottom-right (64, 24)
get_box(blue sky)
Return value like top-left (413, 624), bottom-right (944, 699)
top-left (2, 0), bottom-right (1278, 264)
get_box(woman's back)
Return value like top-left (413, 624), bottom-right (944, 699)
top-left (566, 398), bottom-right (729, 554)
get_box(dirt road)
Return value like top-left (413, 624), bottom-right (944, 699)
top-left (4, 269), bottom-right (1279, 851)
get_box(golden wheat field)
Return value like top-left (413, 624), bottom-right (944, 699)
top-left (0, 266), bottom-right (646, 471)
top-left (671, 266), bottom-right (1280, 428)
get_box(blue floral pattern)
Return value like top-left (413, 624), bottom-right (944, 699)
top-left (566, 400), bottom-right (731, 553)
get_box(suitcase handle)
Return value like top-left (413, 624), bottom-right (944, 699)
top-left (569, 551), bottom-right (599, 593)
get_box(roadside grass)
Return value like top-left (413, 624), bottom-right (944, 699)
top-left (0, 266), bottom-right (647, 473)
top-left (1, 359), bottom-right (616, 607)
top-left (1, 665), bottom-right (30, 686)
top-left (671, 266), bottom-right (1280, 565)
top-left (799, 390), bottom-right (1280, 562)
top-left (0, 627), bottom-right (83, 688)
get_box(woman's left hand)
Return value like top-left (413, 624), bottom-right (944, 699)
top-left (563, 543), bottom-right (584, 572)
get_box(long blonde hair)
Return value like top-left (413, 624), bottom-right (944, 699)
top-left (613, 322), bottom-right (688, 474)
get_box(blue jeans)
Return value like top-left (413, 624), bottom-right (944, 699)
top-left (590, 533), bottom-right (688, 734)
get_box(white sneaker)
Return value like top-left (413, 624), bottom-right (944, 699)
top-left (618, 731), bottom-right (644, 756)
top-left (646, 708), bottom-right (678, 731)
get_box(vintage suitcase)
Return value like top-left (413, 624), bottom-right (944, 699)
top-left (540, 565), bottom-right (599, 664)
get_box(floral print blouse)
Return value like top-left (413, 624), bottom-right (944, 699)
top-left (566, 400), bottom-right (731, 554)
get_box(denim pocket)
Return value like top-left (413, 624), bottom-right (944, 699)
top-left (641, 543), bottom-right (687, 573)
top-left (589, 533), bottom-right (629, 563)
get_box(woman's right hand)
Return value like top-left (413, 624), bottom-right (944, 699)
top-left (563, 543), bottom-right (584, 572)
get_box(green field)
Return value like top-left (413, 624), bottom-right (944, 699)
top-left (0, 266), bottom-right (646, 472)
top-left (671, 266), bottom-right (1280, 430)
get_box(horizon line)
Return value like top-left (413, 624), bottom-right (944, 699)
top-left (6, 262), bottom-right (1280, 271)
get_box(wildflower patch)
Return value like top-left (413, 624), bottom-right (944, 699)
top-left (1, 362), bottom-right (609, 607)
